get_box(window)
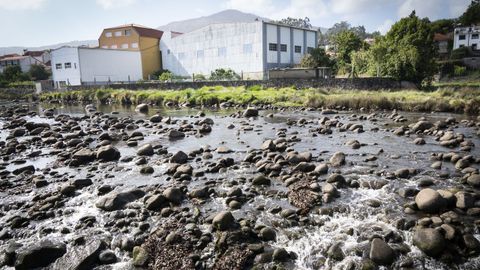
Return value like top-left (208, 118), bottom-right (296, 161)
top-left (472, 34), bottom-right (479, 39)
top-left (197, 50), bottom-right (204, 58)
top-left (243, 43), bottom-right (253, 54)
top-left (115, 31), bottom-right (122, 37)
top-left (218, 47), bottom-right (227, 57)
top-left (124, 29), bottom-right (132, 36)
top-left (105, 32), bottom-right (112, 38)
top-left (280, 44), bottom-right (287, 52)
top-left (55, 63), bottom-right (62, 69)
top-left (295, 46), bottom-right (302, 53)
top-left (307, 47), bottom-right (314, 54)
top-left (269, 43), bottom-right (278, 51)
top-left (64, 62), bottom-right (72, 69)
top-left (121, 44), bottom-right (129, 49)
top-left (110, 45), bottom-right (117, 49)
top-left (459, 35), bottom-right (466, 40)
top-left (178, 52), bottom-right (185, 60)
top-left (131, 43), bottom-right (139, 48)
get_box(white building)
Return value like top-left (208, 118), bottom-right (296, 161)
top-left (51, 46), bottom-right (143, 88)
top-left (161, 21), bottom-right (318, 79)
top-left (0, 51), bottom-right (50, 73)
top-left (453, 26), bottom-right (480, 51)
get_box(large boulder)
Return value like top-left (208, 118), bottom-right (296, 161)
top-left (96, 189), bottom-right (145, 211)
top-left (413, 228), bottom-right (445, 257)
top-left (51, 239), bottom-right (105, 270)
top-left (96, 145), bottom-right (120, 162)
top-left (212, 211), bottom-right (235, 231)
top-left (467, 174), bottom-right (480, 187)
top-left (170, 151), bottom-right (188, 164)
top-left (15, 240), bottom-right (66, 270)
top-left (329, 152), bottom-right (346, 167)
top-left (411, 121), bottom-right (433, 132)
top-left (145, 194), bottom-right (168, 211)
top-left (168, 130), bottom-right (185, 140)
top-left (414, 188), bottom-right (446, 213)
top-left (72, 148), bottom-right (95, 163)
top-left (243, 107), bottom-right (259, 118)
top-left (252, 175), bottom-right (271, 186)
top-left (163, 187), bottom-right (183, 204)
top-left (369, 238), bottom-right (396, 265)
top-left (137, 144), bottom-right (154, 156)
top-left (135, 104), bottom-right (149, 113)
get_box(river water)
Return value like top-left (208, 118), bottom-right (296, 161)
top-left (0, 102), bottom-right (479, 269)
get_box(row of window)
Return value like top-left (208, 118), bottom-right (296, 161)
top-left (101, 43), bottom-right (139, 50)
top-left (173, 44), bottom-right (255, 60)
top-left (268, 43), bottom-right (313, 53)
top-left (55, 62), bottom-right (77, 70)
top-left (0, 60), bottom-right (20, 67)
top-left (459, 34), bottom-right (479, 40)
top-left (105, 29), bottom-right (132, 38)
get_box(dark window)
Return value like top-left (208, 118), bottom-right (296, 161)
top-left (295, 46), bottom-right (302, 53)
top-left (307, 47), bottom-right (314, 53)
top-left (459, 45), bottom-right (465, 48)
top-left (459, 35), bottom-right (466, 40)
top-left (55, 63), bottom-right (62, 70)
top-left (64, 62), bottom-right (72, 69)
top-left (472, 34), bottom-right (479, 39)
top-left (269, 43), bottom-right (278, 51)
top-left (280, 44), bottom-right (287, 52)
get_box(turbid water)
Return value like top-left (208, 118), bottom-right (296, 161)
top-left (0, 102), bottom-right (479, 270)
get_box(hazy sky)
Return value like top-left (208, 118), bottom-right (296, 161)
top-left (0, 0), bottom-right (472, 47)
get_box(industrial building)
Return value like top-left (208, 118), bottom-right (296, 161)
top-left (160, 21), bottom-right (318, 79)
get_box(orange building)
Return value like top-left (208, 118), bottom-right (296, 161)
top-left (98, 24), bottom-right (163, 79)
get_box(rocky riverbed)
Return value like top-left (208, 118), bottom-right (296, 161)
top-left (0, 102), bottom-right (480, 270)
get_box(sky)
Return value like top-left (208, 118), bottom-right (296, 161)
top-left (0, 0), bottom-right (473, 47)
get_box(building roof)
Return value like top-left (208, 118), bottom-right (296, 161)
top-left (0, 55), bottom-right (28, 61)
top-left (434, 33), bottom-right (451, 42)
top-left (103, 24), bottom-right (164, 39)
top-left (24, 50), bottom-right (47, 57)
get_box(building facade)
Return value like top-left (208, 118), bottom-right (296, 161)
top-left (453, 26), bottom-right (480, 51)
top-left (160, 21), bottom-right (318, 79)
top-left (98, 24), bottom-right (163, 79)
top-left (0, 50), bottom-right (50, 73)
top-left (51, 46), bottom-right (143, 88)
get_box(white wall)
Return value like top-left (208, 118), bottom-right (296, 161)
top-left (453, 27), bottom-right (480, 50)
top-left (51, 47), bottom-right (82, 87)
top-left (78, 48), bottom-right (143, 83)
top-left (161, 22), bottom-right (264, 79)
top-left (266, 24), bottom-right (278, 64)
top-left (292, 29), bottom-right (304, 63)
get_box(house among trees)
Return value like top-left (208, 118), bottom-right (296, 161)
top-left (453, 25), bottom-right (480, 51)
top-left (0, 50), bottom-right (51, 73)
top-left (434, 33), bottom-right (452, 59)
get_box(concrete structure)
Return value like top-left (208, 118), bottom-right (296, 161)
top-left (0, 50), bottom-right (50, 73)
top-left (453, 26), bottom-right (480, 51)
top-left (161, 21), bottom-right (318, 79)
top-left (51, 46), bottom-right (143, 88)
top-left (98, 24), bottom-right (163, 79)
top-left (269, 67), bottom-right (332, 79)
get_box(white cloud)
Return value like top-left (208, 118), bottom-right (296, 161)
top-left (0, 0), bottom-right (47, 10)
top-left (377, 19), bottom-right (394, 34)
top-left (273, 0), bottom-right (328, 19)
top-left (331, 0), bottom-right (385, 15)
top-left (226, 0), bottom-right (276, 15)
top-left (96, 0), bottom-right (137, 9)
top-left (398, 0), bottom-right (444, 20)
top-left (447, 0), bottom-right (470, 17)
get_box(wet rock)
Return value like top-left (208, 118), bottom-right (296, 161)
top-left (414, 138), bottom-right (426, 145)
top-left (145, 194), bottom-right (167, 211)
top-left (96, 145), bottom-right (120, 162)
top-left (413, 228), bottom-right (445, 257)
top-left (137, 144), bottom-right (154, 156)
top-left (455, 192), bottom-right (475, 209)
top-left (132, 246), bottom-right (149, 267)
top-left (314, 163), bottom-right (329, 175)
top-left (212, 211), bottom-right (235, 231)
top-left (98, 250), bottom-right (117, 264)
top-left (431, 161), bottom-right (442, 170)
top-left (261, 140), bottom-right (276, 151)
top-left (96, 189), bottom-right (145, 211)
top-left (272, 248), bottom-right (290, 262)
top-left (259, 227), bottom-right (276, 241)
top-left (463, 234), bottom-right (480, 252)
top-left (412, 121), bottom-right (433, 132)
top-left (15, 240), bottom-right (66, 270)
top-left (140, 166), bottom-right (154, 174)
top-left (329, 152), bottom-right (345, 167)
top-left (189, 187), bottom-right (209, 199)
top-left (72, 148), bottom-right (95, 163)
top-left (467, 174), bottom-right (480, 187)
top-left (168, 130), bottom-right (185, 140)
top-left (12, 165), bottom-right (35, 175)
top-left (135, 104), bottom-right (149, 113)
top-left (217, 146), bottom-right (233, 154)
top-left (170, 151), bottom-right (188, 164)
top-left (12, 128), bottom-right (27, 137)
top-left (51, 239), bottom-right (104, 270)
top-left (163, 187), bottom-right (183, 204)
top-left (293, 162), bottom-right (315, 173)
top-left (369, 238), bottom-right (396, 265)
top-left (415, 188), bottom-right (446, 213)
top-left (327, 242), bottom-right (344, 261)
top-left (252, 175), bottom-right (271, 186)
top-left (150, 114), bottom-right (162, 123)
top-left (394, 168), bottom-right (411, 179)
top-left (176, 164), bottom-right (193, 175)
top-left (243, 107), bottom-right (258, 118)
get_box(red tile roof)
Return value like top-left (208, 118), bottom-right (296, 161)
top-left (24, 50), bottom-right (46, 57)
top-left (434, 33), bottom-right (451, 42)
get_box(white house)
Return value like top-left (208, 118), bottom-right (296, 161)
top-left (453, 26), bottom-right (480, 51)
top-left (160, 21), bottom-right (318, 79)
top-left (0, 50), bottom-right (50, 73)
top-left (51, 46), bottom-right (143, 88)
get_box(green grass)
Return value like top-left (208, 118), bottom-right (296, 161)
top-left (39, 86), bottom-right (480, 115)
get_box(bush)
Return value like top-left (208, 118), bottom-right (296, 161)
top-left (454, 65), bottom-right (467, 77)
top-left (29, 65), bottom-right (50, 81)
top-left (194, 74), bottom-right (206, 81)
top-left (210, 68), bottom-right (240, 81)
top-left (159, 71), bottom-right (173, 82)
top-left (450, 47), bottom-right (471, 60)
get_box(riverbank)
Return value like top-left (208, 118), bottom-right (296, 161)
top-left (39, 86), bottom-right (480, 115)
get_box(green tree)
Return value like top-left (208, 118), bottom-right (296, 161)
top-left (274, 17), bottom-right (312, 29)
top-left (300, 48), bottom-right (335, 68)
top-left (430, 19), bottom-right (455, 34)
top-left (332, 30), bottom-right (363, 65)
top-left (373, 11), bottom-right (436, 86)
top-left (459, 0), bottom-right (480, 25)
top-left (29, 65), bottom-right (50, 81)
top-left (2, 65), bottom-right (30, 82)
top-left (158, 70), bottom-right (173, 81)
top-left (210, 68), bottom-right (240, 81)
